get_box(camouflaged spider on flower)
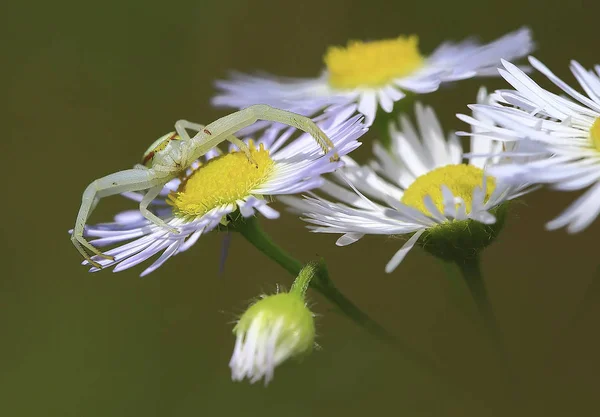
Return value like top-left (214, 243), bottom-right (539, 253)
top-left (72, 111), bottom-right (365, 277)
top-left (70, 105), bottom-right (340, 269)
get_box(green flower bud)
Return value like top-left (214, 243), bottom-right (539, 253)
top-left (230, 269), bottom-right (317, 384)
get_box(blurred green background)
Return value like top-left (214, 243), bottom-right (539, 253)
top-left (3, 0), bottom-right (600, 415)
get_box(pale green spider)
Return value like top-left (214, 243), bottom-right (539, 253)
top-left (71, 105), bottom-right (338, 268)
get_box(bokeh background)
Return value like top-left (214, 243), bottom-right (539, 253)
top-left (3, 0), bottom-right (600, 416)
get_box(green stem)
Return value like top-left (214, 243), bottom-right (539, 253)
top-left (455, 255), bottom-right (502, 345)
top-left (562, 264), bottom-right (600, 336)
top-left (308, 260), bottom-right (395, 344)
top-left (233, 216), bottom-right (448, 379)
top-left (234, 216), bottom-right (302, 276)
top-left (234, 216), bottom-right (390, 339)
top-left (455, 256), bottom-right (523, 410)
top-left (290, 261), bottom-right (319, 298)
top-left (440, 261), bottom-right (477, 320)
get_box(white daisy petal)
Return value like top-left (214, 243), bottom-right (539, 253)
top-left (546, 181), bottom-right (600, 233)
top-left (416, 103), bottom-right (452, 166)
top-left (470, 209), bottom-right (496, 225)
top-left (423, 195), bottom-right (447, 223)
top-left (336, 233), bottom-right (365, 246)
top-left (385, 229), bottom-right (425, 273)
top-left (530, 57), bottom-right (600, 113)
top-left (441, 186), bottom-right (458, 218)
top-left (383, 85), bottom-right (405, 102)
top-left (358, 91), bottom-right (378, 126)
top-left (447, 133), bottom-right (463, 165)
top-left (566, 182), bottom-right (600, 233)
top-left (455, 198), bottom-right (468, 221)
top-left (377, 89), bottom-right (394, 113)
top-left (255, 203), bottom-right (280, 220)
top-left (553, 169), bottom-right (600, 191)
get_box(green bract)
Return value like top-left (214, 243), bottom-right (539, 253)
top-left (418, 203), bottom-right (509, 262)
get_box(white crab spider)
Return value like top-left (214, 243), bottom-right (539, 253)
top-left (71, 104), bottom-right (338, 268)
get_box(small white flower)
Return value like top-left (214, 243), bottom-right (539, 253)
top-left (230, 292), bottom-right (315, 385)
top-left (458, 57), bottom-right (600, 233)
top-left (80, 114), bottom-right (365, 276)
top-left (213, 28), bottom-right (534, 126)
top-left (281, 95), bottom-right (532, 272)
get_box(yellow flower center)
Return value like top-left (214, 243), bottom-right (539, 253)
top-left (168, 141), bottom-right (275, 218)
top-left (324, 35), bottom-right (424, 90)
top-left (590, 117), bottom-right (600, 152)
top-left (401, 164), bottom-right (496, 217)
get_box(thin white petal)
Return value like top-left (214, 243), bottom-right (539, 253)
top-left (385, 229), bottom-right (425, 273)
top-left (358, 91), bottom-right (377, 126)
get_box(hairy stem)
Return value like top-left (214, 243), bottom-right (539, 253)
top-left (290, 260), bottom-right (320, 298)
top-left (456, 256), bottom-right (503, 345)
top-left (232, 215), bottom-right (448, 380)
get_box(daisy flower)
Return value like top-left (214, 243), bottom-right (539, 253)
top-left (281, 94), bottom-right (532, 273)
top-left (80, 112), bottom-right (365, 276)
top-left (458, 57), bottom-right (600, 233)
top-left (212, 28), bottom-right (534, 126)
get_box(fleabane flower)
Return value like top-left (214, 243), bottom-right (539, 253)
top-left (458, 57), bottom-right (600, 233)
top-left (212, 28), bottom-right (533, 126)
top-left (80, 113), bottom-right (365, 276)
top-left (281, 95), bottom-right (532, 272)
top-left (230, 291), bottom-right (315, 385)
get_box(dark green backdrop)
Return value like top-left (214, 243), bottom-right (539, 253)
top-left (3, 0), bottom-right (599, 416)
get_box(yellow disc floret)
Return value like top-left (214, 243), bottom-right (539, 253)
top-left (401, 164), bottom-right (496, 217)
top-left (168, 141), bottom-right (275, 219)
top-left (324, 35), bottom-right (424, 90)
top-left (590, 117), bottom-right (600, 152)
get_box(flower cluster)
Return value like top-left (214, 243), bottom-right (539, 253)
top-left (69, 27), bottom-right (600, 384)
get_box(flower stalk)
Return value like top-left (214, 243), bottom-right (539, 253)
top-left (231, 214), bottom-right (448, 380)
top-left (455, 255), bottom-right (502, 345)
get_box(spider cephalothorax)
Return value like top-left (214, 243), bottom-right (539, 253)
top-left (142, 132), bottom-right (183, 169)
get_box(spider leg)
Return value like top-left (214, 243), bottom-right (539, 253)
top-left (174, 120), bottom-right (204, 142)
top-left (139, 185), bottom-right (179, 234)
top-left (175, 120), bottom-right (257, 166)
top-left (226, 136), bottom-right (258, 167)
top-left (249, 105), bottom-right (338, 155)
top-left (249, 105), bottom-right (338, 161)
top-left (71, 168), bottom-right (168, 268)
top-left (187, 105), bottom-right (339, 163)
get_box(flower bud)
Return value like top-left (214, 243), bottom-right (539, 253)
top-left (229, 291), bottom-right (315, 385)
